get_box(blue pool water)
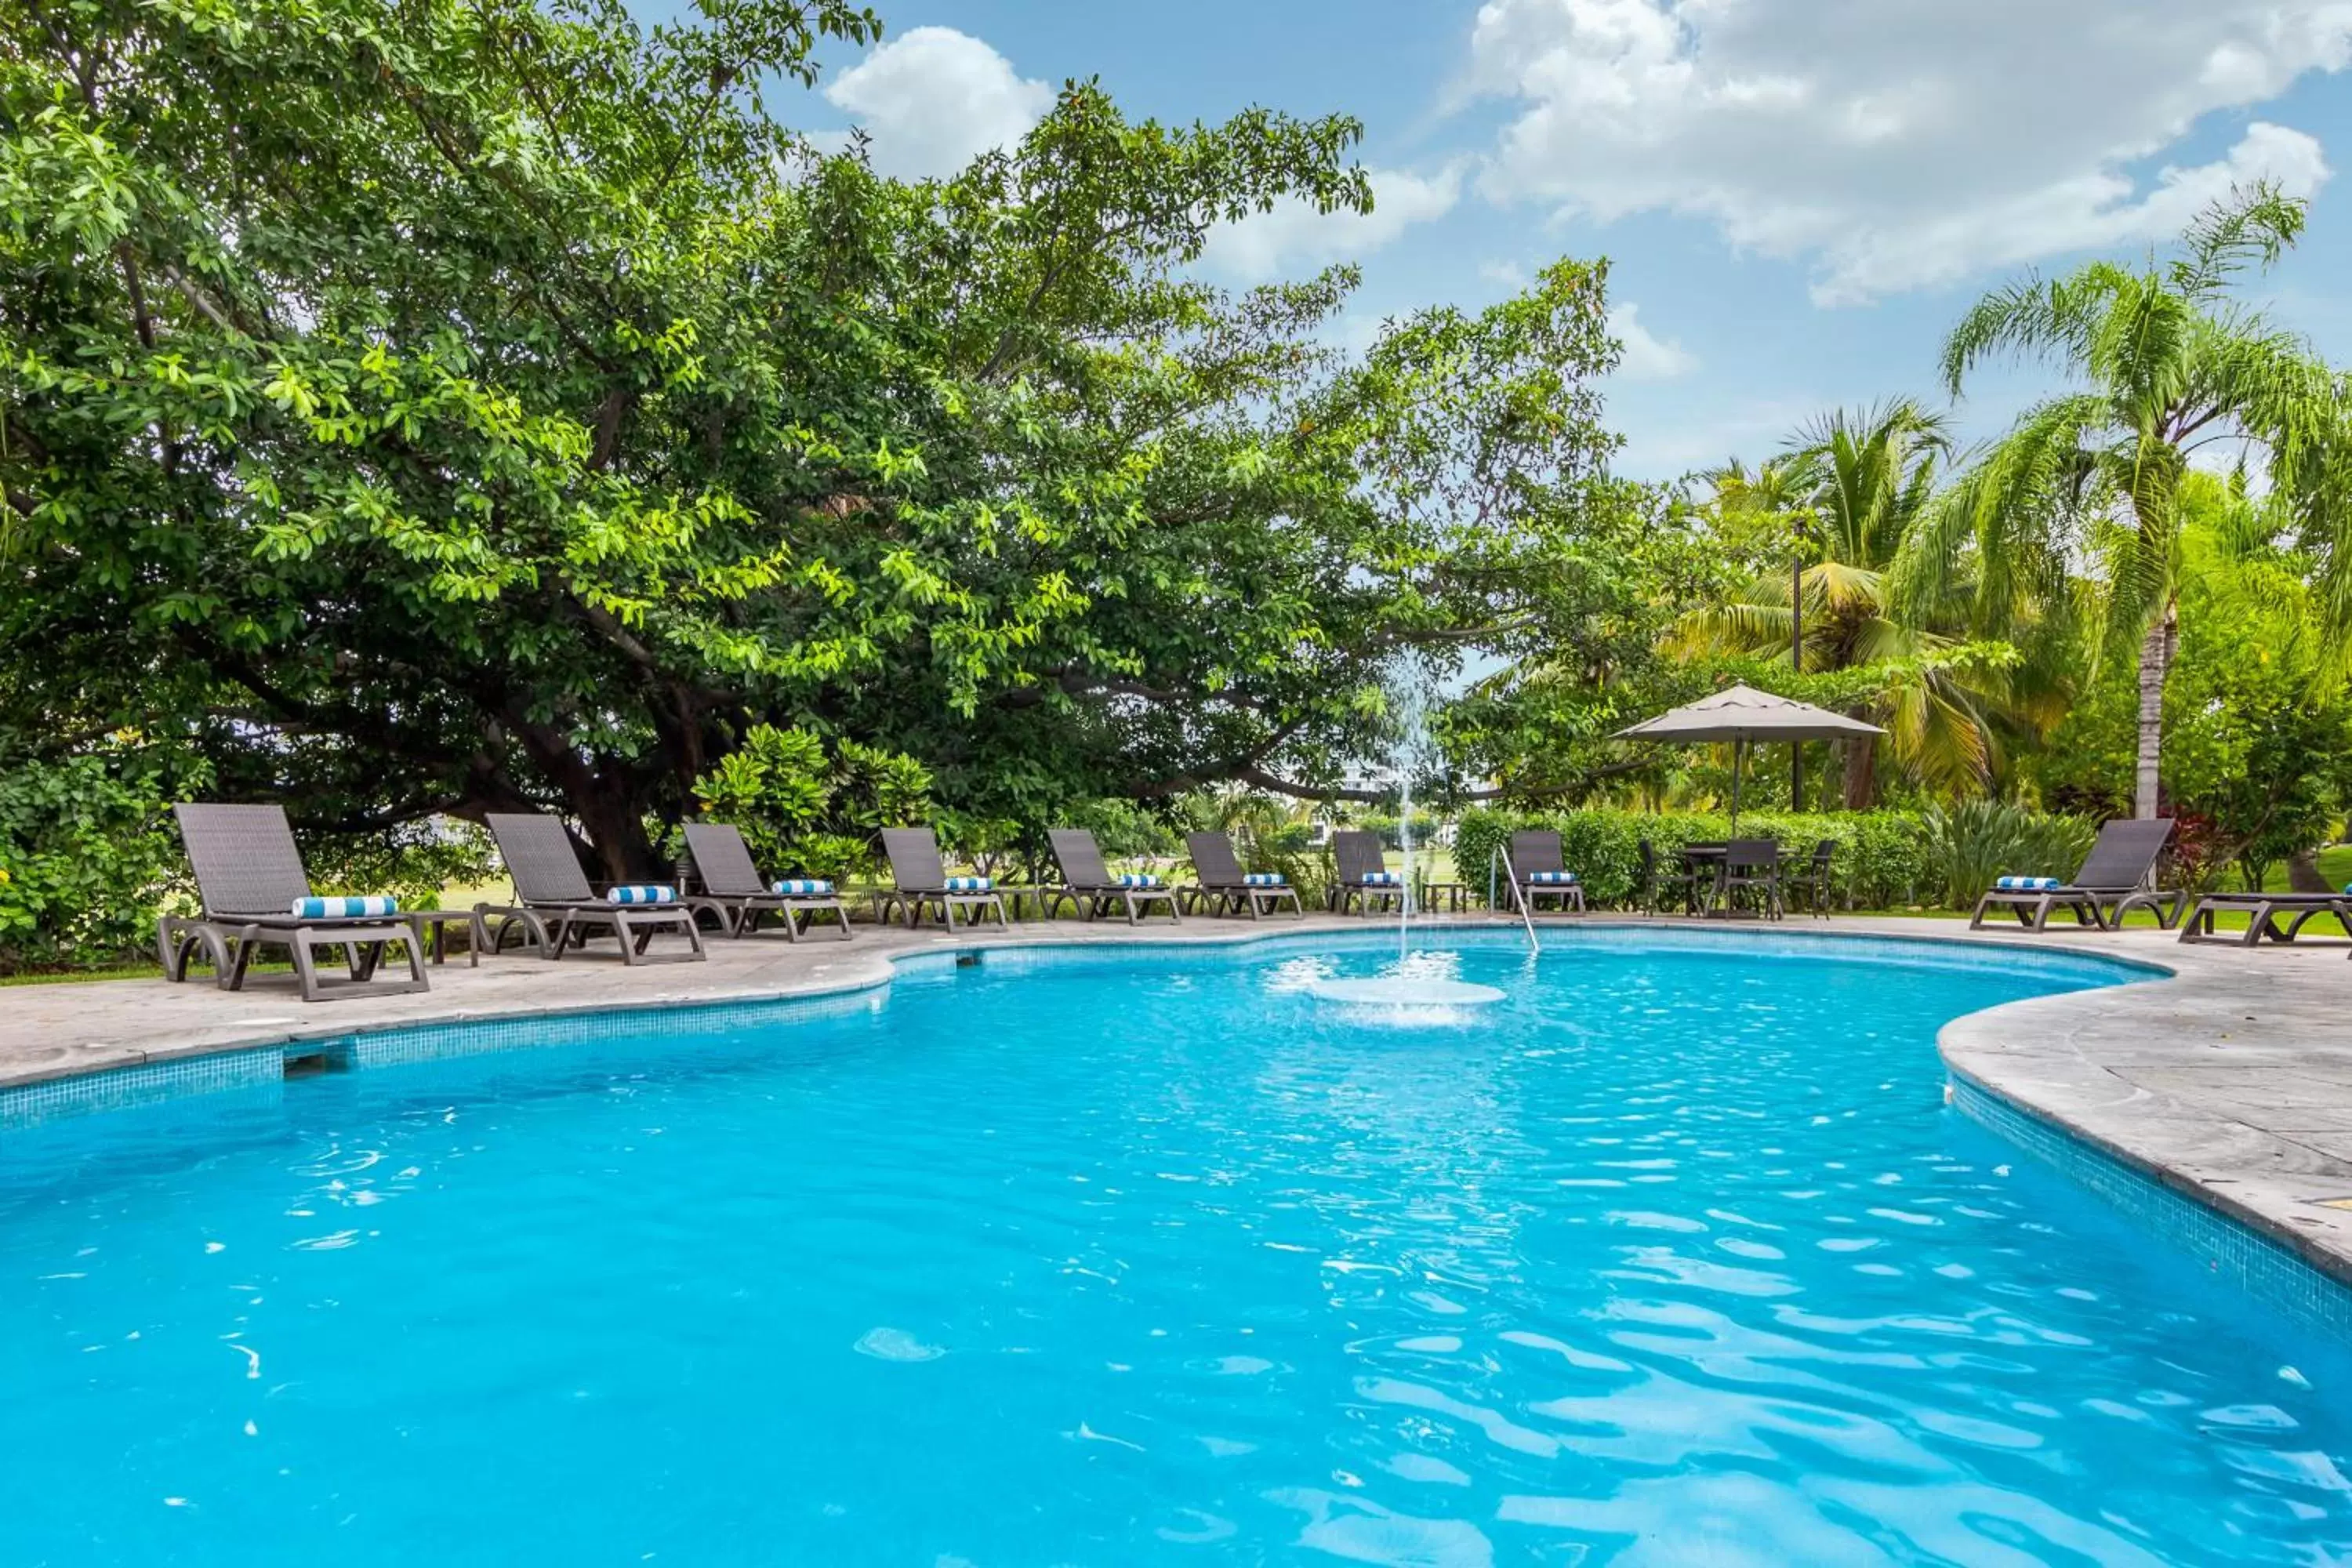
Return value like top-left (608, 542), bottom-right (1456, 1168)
top-left (2, 931), bottom-right (2349, 1565)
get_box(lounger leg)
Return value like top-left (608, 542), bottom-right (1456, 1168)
top-left (220, 932), bottom-right (256, 993)
top-left (290, 933), bottom-right (324, 1002)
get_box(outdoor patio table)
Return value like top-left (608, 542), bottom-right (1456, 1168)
top-left (1679, 844), bottom-right (1729, 916)
top-left (1419, 879), bottom-right (1471, 914)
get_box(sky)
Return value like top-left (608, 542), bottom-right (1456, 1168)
top-left (749, 0), bottom-right (2352, 481)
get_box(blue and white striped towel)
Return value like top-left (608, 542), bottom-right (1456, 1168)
top-left (1528, 870), bottom-right (1578, 885)
top-left (290, 895), bottom-right (400, 919)
top-left (1242, 873), bottom-right (1287, 887)
top-left (945, 876), bottom-right (994, 892)
top-left (1114, 873), bottom-right (1162, 888)
top-left (1993, 876), bottom-right (2063, 891)
top-left (771, 879), bottom-right (834, 896)
top-left (606, 884), bottom-right (679, 905)
top-left (1360, 871), bottom-right (1403, 886)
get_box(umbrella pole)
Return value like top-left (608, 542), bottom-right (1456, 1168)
top-left (1730, 736), bottom-right (1744, 833)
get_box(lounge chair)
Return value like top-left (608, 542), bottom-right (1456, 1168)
top-left (1969, 818), bottom-right (2184, 932)
top-left (2176, 889), bottom-right (2352, 947)
top-left (1331, 829), bottom-right (1407, 916)
top-left (1181, 831), bottom-right (1304, 919)
top-left (678, 822), bottom-right (851, 942)
top-left (1502, 829), bottom-right (1587, 915)
top-left (1044, 828), bottom-right (1180, 926)
top-left (158, 803), bottom-right (461, 1002)
top-left (478, 812), bottom-right (706, 963)
top-left (879, 826), bottom-right (1009, 930)
top-left (1716, 838), bottom-right (1784, 920)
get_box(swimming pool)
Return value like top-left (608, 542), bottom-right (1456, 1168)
top-left (2, 931), bottom-right (2347, 1563)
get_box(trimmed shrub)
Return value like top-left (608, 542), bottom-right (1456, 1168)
top-left (1456, 807), bottom-right (1937, 911)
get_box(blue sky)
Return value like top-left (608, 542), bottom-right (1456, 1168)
top-left (759, 0), bottom-right (2352, 480)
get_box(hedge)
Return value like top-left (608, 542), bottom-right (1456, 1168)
top-left (1455, 807), bottom-right (1937, 911)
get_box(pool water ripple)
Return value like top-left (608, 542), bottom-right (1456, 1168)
top-left (1, 935), bottom-right (2347, 1564)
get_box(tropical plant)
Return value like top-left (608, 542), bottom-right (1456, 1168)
top-left (1678, 400), bottom-right (2054, 803)
top-left (1916, 798), bottom-right (2097, 910)
top-left (690, 725), bottom-right (933, 884)
top-left (2022, 474), bottom-right (2352, 887)
top-left (1922, 183), bottom-right (2347, 820)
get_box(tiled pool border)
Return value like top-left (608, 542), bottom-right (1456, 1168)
top-left (7, 920), bottom-right (2347, 1332)
top-left (1949, 1072), bottom-right (2352, 1339)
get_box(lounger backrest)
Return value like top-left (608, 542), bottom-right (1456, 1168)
top-left (881, 826), bottom-right (947, 891)
top-left (1186, 831), bottom-right (1246, 887)
top-left (1048, 828), bottom-right (1111, 888)
top-left (681, 823), bottom-right (766, 897)
top-left (175, 803), bottom-right (314, 916)
top-left (1333, 829), bottom-right (1387, 885)
top-left (1726, 837), bottom-right (1779, 870)
top-left (486, 813), bottom-right (597, 904)
top-left (1508, 829), bottom-right (1566, 879)
top-left (2074, 818), bottom-right (2174, 890)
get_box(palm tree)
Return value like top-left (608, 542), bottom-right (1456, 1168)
top-left (1921, 184), bottom-right (2345, 819)
top-left (1679, 399), bottom-right (2029, 804)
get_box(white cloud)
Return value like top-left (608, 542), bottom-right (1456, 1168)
top-left (819, 27), bottom-right (1054, 180)
top-left (1606, 302), bottom-right (1697, 379)
top-left (1203, 166), bottom-right (1465, 282)
top-left (1466, 0), bottom-right (2352, 303)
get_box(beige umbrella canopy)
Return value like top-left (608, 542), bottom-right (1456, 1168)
top-left (1613, 684), bottom-right (1884, 829)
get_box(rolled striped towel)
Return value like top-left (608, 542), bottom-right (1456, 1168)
top-left (1528, 870), bottom-right (1578, 885)
top-left (1360, 871), bottom-right (1403, 886)
top-left (606, 884), bottom-right (678, 905)
top-left (290, 895), bottom-right (400, 919)
top-left (1113, 873), bottom-right (1162, 888)
top-left (771, 879), bottom-right (834, 896)
top-left (1994, 875), bottom-right (2063, 891)
top-left (944, 876), bottom-right (993, 892)
top-left (1242, 872), bottom-right (1287, 887)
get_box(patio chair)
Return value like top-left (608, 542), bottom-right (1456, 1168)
top-left (1331, 829), bottom-right (1406, 916)
top-left (1635, 838), bottom-right (1701, 916)
top-left (678, 822), bottom-right (851, 942)
top-left (1968, 818), bottom-right (2184, 932)
top-left (1181, 831), bottom-right (1305, 920)
top-left (1782, 838), bottom-right (1837, 919)
top-left (1717, 838), bottom-right (1784, 920)
top-left (478, 812), bottom-right (706, 964)
top-left (1504, 829), bottom-right (1586, 915)
top-left (158, 803), bottom-right (451, 1002)
top-left (879, 826), bottom-right (1009, 931)
top-left (2176, 888), bottom-right (2352, 947)
top-left (1044, 828), bottom-right (1181, 926)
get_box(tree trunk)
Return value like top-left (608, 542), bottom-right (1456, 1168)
top-left (2133, 600), bottom-right (2179, 820)
top-left (1841, 724), bottom-right (1876, 810)
top-left (2288, 848), bottom-right (2330, 894)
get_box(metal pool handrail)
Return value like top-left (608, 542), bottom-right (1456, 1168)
top-left (1488, 844), bottom-right (1541, 953)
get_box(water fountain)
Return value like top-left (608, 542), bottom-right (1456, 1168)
top-left (1307, 657), bottom-right (1504, 1011)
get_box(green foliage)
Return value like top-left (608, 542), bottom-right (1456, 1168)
top-left (1178, 789), bottom-right (1330, 908)
top-left (1917, 800), bottom-right (2098, 909)
top-left (1922, 185), bottom-right (2343, 818)
top-left (1060, 798), bottom-right (1181, 861)
top-left (2022, 476), bottom-right (2352, 884)
top-left (1352, 812), bottom-right (1441, 851)
top-left (690, 724), bottom-right (932, 882)
top-left (0, 745), bottom-right (193, 971)
top-left (1, 0), bottom-right (1642, 879)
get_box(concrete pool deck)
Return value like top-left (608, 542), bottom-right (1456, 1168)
top-left (3, 913), bottom-right (2350, 1289)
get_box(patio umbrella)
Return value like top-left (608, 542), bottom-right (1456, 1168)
top-left (1613, 684), bottom-right (1884, 830)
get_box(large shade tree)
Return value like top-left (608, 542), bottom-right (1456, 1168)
top-left (1923, 185), bottom-right (2349, 820)
top-left (2, 0), bottom-right (1638, 874)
